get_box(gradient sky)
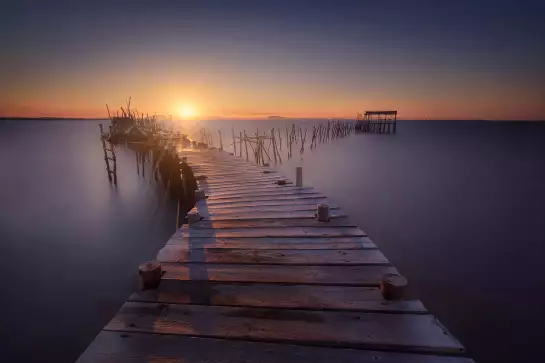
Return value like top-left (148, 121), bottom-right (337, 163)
top-left (1, 0), bottom-right (544, 120)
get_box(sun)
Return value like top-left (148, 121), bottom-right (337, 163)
top-left (178, 104), bottom-right (197, 119)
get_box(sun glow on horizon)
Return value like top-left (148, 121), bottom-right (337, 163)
top-left (178, 104), bottom-right (197, 119)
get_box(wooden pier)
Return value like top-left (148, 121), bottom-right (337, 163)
top-left (356, 111), bottom-right (397, 133)
top-left (77, 147), bottom-right (474, 363)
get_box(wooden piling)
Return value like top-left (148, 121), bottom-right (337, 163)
top-left (244, 131), bottom-right (249, 161)
top-left (271, 128), bottom-right (277, 164)
top-left (138, 261), bottom-right (162, 290)
top-left (232, 127), bottom-right (236, 155)
top-left (380, 273), bottom-right (407, 300)
top-left (296, 166), bottom-right (303, 187)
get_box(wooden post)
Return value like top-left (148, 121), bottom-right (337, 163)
top-left (285, 124), bottom-right (289, 150)
top-left (316, 204), bottom-right (330, 222)
top-left (218, 130), bottom-right (223, 150)
top-left (289, 130), bottom-right (292, 158)
top-left (296, 166), bottom-right (303, 187)
top-left (244, 131), bottom-right (249, 161)
top-left (271, 128), bottom-right (277, 163)
top-left (232, 127), bottom-right (236, 155)
top-left (380, 273), bottom-right (407, 300)
top-left (239, 131), bottom-right (243, 157)
top-left (138, 261), bottom-right (162, 290)
top-left (99, 124), bottom-right (113, 182)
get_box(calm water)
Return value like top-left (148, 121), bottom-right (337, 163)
top-left (2, 119), bottom-right (545, 363)
top-left (0, 120), bottom-right (179, 362)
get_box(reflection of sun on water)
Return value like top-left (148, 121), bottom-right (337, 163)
top-left (178, 105), bottom-right (197, 119)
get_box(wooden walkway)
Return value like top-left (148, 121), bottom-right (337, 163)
top-left (77, 148), bottom-right (475, 363)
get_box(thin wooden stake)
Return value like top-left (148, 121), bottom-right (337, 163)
top-left (232, 127), bottom-right (236, 155)
top-left (244, 131), bottom-right (249, 161)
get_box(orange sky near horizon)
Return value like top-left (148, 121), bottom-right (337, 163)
top-left (2, 65), bottom-right (544, 120)
top-left (2, 2), bottom-right (544, 121)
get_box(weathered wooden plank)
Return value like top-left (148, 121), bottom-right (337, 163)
top-left (201, 183), bottom-right (293, 191)
top-left (205, 190), bottom-right (319, 200)
top-left (165, 236), bottom-right (378, 250)
top-left (199, 175), bottom-right (284, 183)
top-left (77, 331), bottom-right (475, 363)
top-left (203, 186), bottom-right (312, 196)
top-left (105, 302), bottom-right (465, 354)
top-left (199, 181), bottom-right (292, 190)
top-left (204, 195), bottom-right (329, 205)
top-left (198, 209), bottom-right (347, 221)
top-left (129, 280), bottom-right (426, 313)
top-left (198, 204), bottom-right (341, 215)
top-left (200, 181), bottom-right (289, 190)
top-left (200, 184), bottom-right (298, 193)
top-left (157, 246), bottom-right (389, 265)
top-left (195, 172), bottom-right (278, 179)
top-left (182, 217), bottom-right (358, 230)
top-left (206, 191), bottom-right (322, 202)
top-left (175, 226), bottom-right (366, 238)
top-left (203, 199), bottom-right (337, 210)
top-left (193, 170), bottom-right (277, 177)
top-left (161, 263), bottom-right (394, 286)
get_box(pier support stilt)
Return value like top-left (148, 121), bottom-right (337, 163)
top-left (138, 261), bottom-right (162, 290)
top-left (296, 166), bottom-right (303, 187)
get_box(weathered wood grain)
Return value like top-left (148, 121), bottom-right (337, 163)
top-left (203, 199), bottom-right (338, 209)
top-left (196, 204), bottom-right (341, 215)
top-left (194, 170), bottom-right (277, 177)
top-left (181, 217), bottom-right (358, 230)
top-left (129, 280), bottom-right (426, 313)
top-left (204, 195), bottom-right (330, 206)
top-left (206, 190), bottom-right (320, 201)
top-left (204, 186), bottom-right (313, 197)
top-left (161, 263), bottom-right (395, 286)
top-left (105, 302), bottom-right (465, 354)
top-left (198, 209), bottom-right (347, 220)
top-left (165, 236), bottom-right (378, 250)
top-left (200, 184), bottom-right (297, 193)
top-left (175, 226), bottom-right (366, 238)
top-left (157, 246), bottom-right (389, 265)
top-left (77, 331), bottom-right (475, 363)
top-left (198, 175), bottom-right (284, 183)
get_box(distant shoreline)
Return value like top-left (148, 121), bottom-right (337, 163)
top-left (1, 117), bottom-right (543, 122)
